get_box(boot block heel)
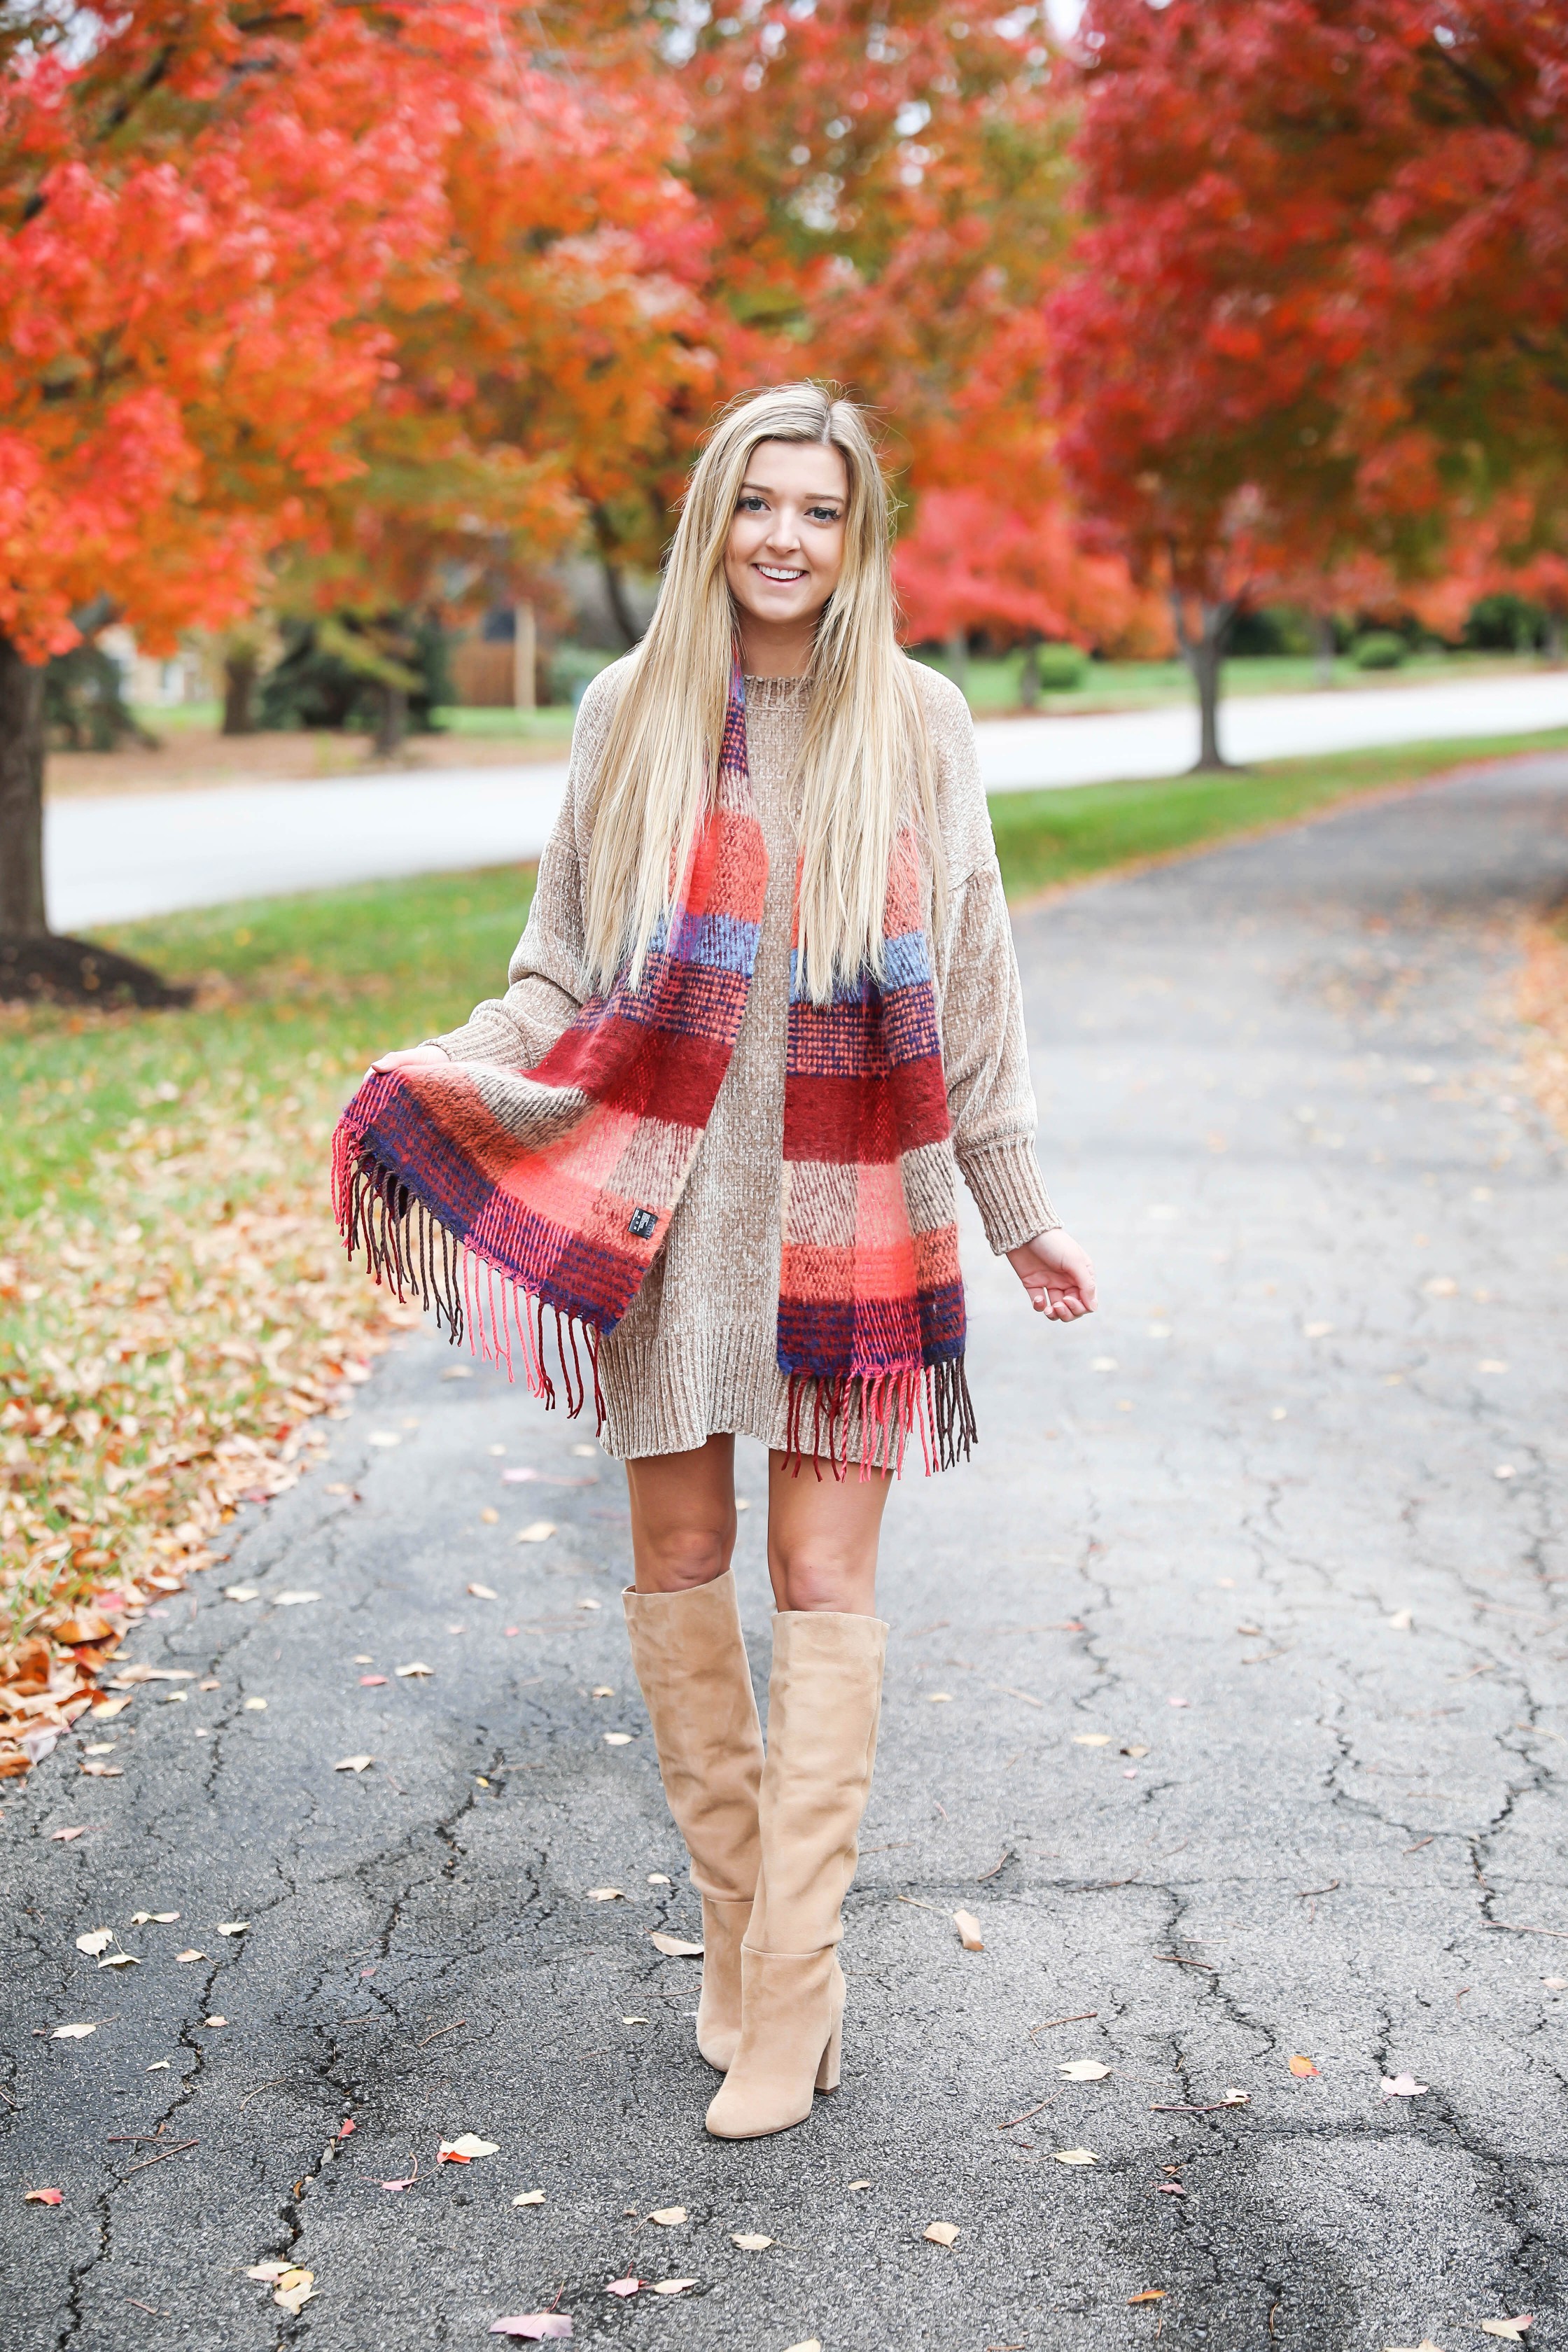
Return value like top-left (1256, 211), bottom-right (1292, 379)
top-left (814, 2008), bottom-right (842, 2094)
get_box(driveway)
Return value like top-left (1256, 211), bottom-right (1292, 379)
top-left (5, 750), bottom-right (1566, 2349)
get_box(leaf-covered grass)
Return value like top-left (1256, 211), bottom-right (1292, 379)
top-left (988, 727), bottom-right (1568, 901)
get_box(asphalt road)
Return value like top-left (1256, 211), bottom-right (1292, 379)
top-left (47, 668), bottom-right (1568, 930)
top-left (6, 751), bottom-right (1567, 2351)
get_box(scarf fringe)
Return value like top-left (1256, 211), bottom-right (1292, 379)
top-left (332, 1132), bottom-right (601, 1427)
top-left (333, 1130), bottom-right (969, 1475)
top-left (783, 1355), bottom-right (975, 1480)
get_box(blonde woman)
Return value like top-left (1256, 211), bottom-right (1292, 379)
top-left (337, 383), bottom-right (1095, 2140)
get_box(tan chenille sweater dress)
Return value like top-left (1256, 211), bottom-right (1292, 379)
top-left (430, 657), bottom-right (1058, 1461)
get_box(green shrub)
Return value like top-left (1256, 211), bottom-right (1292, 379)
top-left (1022, 642), bottom-right (1088, 696)
top-left (1352, 631), bottom-right (1407, 671)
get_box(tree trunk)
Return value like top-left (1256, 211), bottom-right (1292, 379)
top-left (222, 649), bottom-right (259, 736)
top-left (1018, 637), bottom-right (1041, 709)
top-left (1170, 594), bottom-right (1240, 771)
top-left (1311, 608), bottom-right (1336, 690)
top-left (512, 602), bottom-right (537, 710)
top-left (601, 557), bottom-right (641, 650)
top-left (374, 680), bottom-right (407, 760)
top-left (1545, 608), bottom-right (1565, 665)
top-left (0, 633), bottom-right (48, 937)
top-left (946, 627), bottom-right (970, 704)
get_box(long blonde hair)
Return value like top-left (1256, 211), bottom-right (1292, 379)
top-left (582, 382), bottom-right (939, 1005)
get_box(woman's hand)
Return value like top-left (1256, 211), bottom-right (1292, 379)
top-left (1007, 1228), bottom-right (1097, 1321)
top-left (370, 1044), bottom-right (448, 1075)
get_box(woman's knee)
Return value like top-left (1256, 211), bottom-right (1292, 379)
top-left (769, 1542), bottom-right (876, 1615)
top-left (636, 1522), bottom-right (733, 1591)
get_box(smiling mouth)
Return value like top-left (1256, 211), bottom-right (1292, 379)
top-left (754, 564), bottom-right (807, 583)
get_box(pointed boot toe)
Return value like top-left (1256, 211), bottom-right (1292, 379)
top-left (704, 1949), bottom-right (845, 2140)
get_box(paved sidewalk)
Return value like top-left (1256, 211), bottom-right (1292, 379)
top-left (47, 671), bottom-right (1568, 930)
top-left (5, 752), bottom-right (1566, 2351)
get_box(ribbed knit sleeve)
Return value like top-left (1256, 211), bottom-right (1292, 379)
top-left (916, 665), bottom-right (1059, 1254)
top-left (427, 661), bottom-right (630, 1066)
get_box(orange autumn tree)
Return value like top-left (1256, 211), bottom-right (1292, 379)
top-left (0, 2), bottom-right (474, 984)
top-left (279, 10), bottom-right (714, 717)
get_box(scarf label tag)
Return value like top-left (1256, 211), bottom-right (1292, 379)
top-left (627, 1208), bottom-right (658, 1239)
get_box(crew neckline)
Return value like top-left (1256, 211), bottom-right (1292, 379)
top-left (743, 671), bottom-right (812, 698)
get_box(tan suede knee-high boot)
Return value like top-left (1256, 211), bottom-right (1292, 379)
top-left (622, 1572), bottom-right (763, 2072)
top-left (705, 1609), bottom-right (888, 2141)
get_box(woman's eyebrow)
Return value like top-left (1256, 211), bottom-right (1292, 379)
top-left (739, 477), bottom-right (844, 503)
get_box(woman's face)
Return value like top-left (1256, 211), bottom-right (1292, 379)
top-left (723, 439), bottom-right (848, 636)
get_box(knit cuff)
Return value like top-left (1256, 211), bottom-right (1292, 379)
top-left (958, 1139), bottom-right (1060, 1256)
top-left (423, 1013), bottom-right (522, 1067)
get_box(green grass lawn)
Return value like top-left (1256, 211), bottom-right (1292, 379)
top-left (915, 645), bottom-right (1544, 713)
top-left (5, 724), bottom-right (1566, 1227)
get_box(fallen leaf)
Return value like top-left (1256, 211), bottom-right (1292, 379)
top-left (1053, 2148), bottom-right (1098, 2165)
top-left (517, 1521), bottom-right (556, 1544)
top-left (438, 2134), bottom-right (500, 2163)
top-left (337, 2118), bottom-right (356, 2137)
top-left (273, 1591), bottom-right (321, 1607)
top-left (732, 2232), bottom-right (774, 2250)
top-left (1288, 2054), bottom-right (1320, 2078)
top-left (1072, 1733), bottom-right (1111, 1747)
top-left (651, 2280), bottom-right (697, 2295)
top-left (80, 1761), bottom-right (122, 1777)
top-left (272, 2267), bottom-right (315, 2315)
top-left (480, 1508), bottom-right (500, 1525)
top-left (379, 2171), bottom-right (419, 2192)
top-left (1121, 1744), bottom-right (1150, 1758)
top-left (246, 2262), bottom-right (290, 2281)
top-left (512, 2190), bottom-right (547, 2207)
top-left (587, 1887), bottom-right (625, 1901)
top-left (1129, 2290), bottom-right (1168, 2304)
top-left (1059, 2060), bottom-right (1112, 2080)
top-left (55, 1608), bottom-right (114, 1644)
top-left (783, 2342), bottom-right (822, 2352)
top-left (224, 1586), bottom-right (260, 1603)
top-left (622, 2016), bottom-right (650, 2024)
top-left (25, 2188), bottom-right (64, 2204)
top-left (1480, 2321), bottom-right (1534, 2342)
top-left (52, 2023), bottom-right (96, 2039)
top-left (1380, 2073), bottom-right (1429, 2099)
top-left (90, 1695), bottom-right (132, 1719)
top-left (603, 1732), bottom-right (634, 1746)
top-left (1303, 1320), bottom-right (1335, 1337)
top-left (83, 1741), bottom-right (115, 1754)
top-left (577, 1597), bottom-right (601, 1611)
top-left (204, 2015), bottom-right (226, 2027)
top-left (648, 1933), bottom-right (704, 1958)
top-left (1387, 1609), bottom-right (1414, 1631)
top-left (468, 1583), bottom-right (498, 1600)
top-left (648, 2206), bottom-right (687, 2226)
top-left (923, 2220), bottom-right (960, 2246)
top-left (175, 1950), bottom-right (205, 1963)
top-left (1495, 1464), bottom-right (1516, 1480)
top-left (146, 2060), bottom-right (170, 2071)
top-left (490, 2319), bottom-right (571, 2340)
top-left (1167, 1695), bottom-right (1189, 1708)
top-left (359, 1674), bottom-right (387, 1686)
top-left (75, 1929), bottom-right (114, 1955)
top-left (368, 1430), bottom-right (402, 1447)
top-left (334, 1756), bottom-right (374, 1773)
top-left (848, 2181), bottom-right (871, 2192)
top-left (953, 1909), bottom-right (985, 1952)
top-left (396, 1662), bottom-right (433, 1678)
top-left (98, 1953), bottom-right (139, 1970)
top-left (50, 1827), bottom-right (90, 1841)
top-left (645, 1870), bottom-right (668, 1882)
top-left (242, 1697), bottom-right (267, 1712)
top-left (606, 2278), bottom-right (642, 2297)
top-left (593, 1686), bottom-right (615, 1698)
top-left (1156, 2183), bottom-right (1186, 2197)
top-left (215, 1921), bottom-right (249, 1936)
top-left (131, 1912), bottom-right (179, 1925)
top-left (927, 1692), bottom-right (953, 1704)
top-left (1382, 2341), bottom-right (1447, 2351)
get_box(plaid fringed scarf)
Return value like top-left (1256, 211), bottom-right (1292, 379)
top-left (331, 666), bottom-right (974, 1473)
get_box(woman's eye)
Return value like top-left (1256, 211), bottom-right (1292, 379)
top-left (807, 507), bottom-right (841, 524)
top-left (738, 495), bottom-right (766, 512)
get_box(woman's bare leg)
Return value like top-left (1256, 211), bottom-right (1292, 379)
top-left (626, 1434), bottom-right (738, 1594)
top-left (765, 1453), bottom-right (892, 1616)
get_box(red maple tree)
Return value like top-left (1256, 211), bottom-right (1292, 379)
top-left (1048, 0), bottom-right (1568, 766)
